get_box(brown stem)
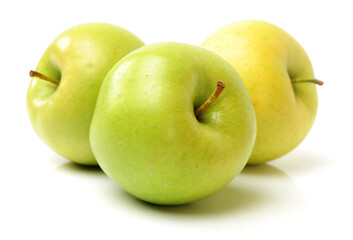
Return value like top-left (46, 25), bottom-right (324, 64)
top-left (29, 70), bottom-right (59, 85)
top-left (292, 79), bottom-right (324, 85)
top-left (195, 81), bottom-right (226, 116)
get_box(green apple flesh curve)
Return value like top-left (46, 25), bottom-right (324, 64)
top-left (27, 23), bottom-right (144, 165)
top-left (90, 42), bottom-right (257, 205)
top-left (201, 20), bottom-right (323, 164)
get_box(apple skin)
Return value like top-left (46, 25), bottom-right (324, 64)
top-left (201, 20), bottom-right (319, 164)
top-left (27, 23), bottom-right (144, 165)
top-left (90, 42), bottom-right (256, 205)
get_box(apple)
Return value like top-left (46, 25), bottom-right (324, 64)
top-left (27, 23), bottom-right (144, 165)
top-left (201, 20), bottom-right (323, 164)
top-left (90, 42), bottom-right (256, 205)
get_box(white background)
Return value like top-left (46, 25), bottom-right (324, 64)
top-left (1, 0), bottom-right (352, 239)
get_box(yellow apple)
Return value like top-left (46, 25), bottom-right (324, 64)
top-left (202, 20), bottom-right (322, 164)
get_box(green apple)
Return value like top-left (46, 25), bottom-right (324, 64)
top-left (90, 42), bottom-right (256, 205)
top-left (202, 20), bottom-right (322, 164)
top-left (27, 23), bottom-right (144, 165)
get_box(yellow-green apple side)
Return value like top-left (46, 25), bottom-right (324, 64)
top-left (27, 23), bottom-right (144, 165)
top-left (90, 42), bottom-right (256, 205)
top-left (202, 20), bottom-right (322, 164)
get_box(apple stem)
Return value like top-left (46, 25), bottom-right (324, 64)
top-left (29, 70), bottom-right (59, 85)
top-left (291, 79), bottom-right (324, 85)
top-left (195, 81), bottom-right (226, 116)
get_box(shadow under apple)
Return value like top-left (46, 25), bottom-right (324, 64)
top-left (109, 163), bottom-right (305, 218)
top-left (56, 155), bottom-right (305, 218)
top-left (57, 161), bottom-right (103, 175)
top-left (271, 150), bottom-right (329, 175)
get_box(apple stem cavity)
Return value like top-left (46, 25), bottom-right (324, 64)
top-left (292, 79), bottom-right (324, 85)
top-left (195, 81), bottom-right (226, 116)
top-left (29, 70), bottom-right (60, 85)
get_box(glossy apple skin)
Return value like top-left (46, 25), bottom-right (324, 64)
top-left (202, 20), bottom-right (319, 164)
top-left (90, 42), bottom-right (256, 205)
top-left (27, 23), bottom-right (144, 165)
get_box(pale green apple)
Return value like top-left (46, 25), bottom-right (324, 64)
top-left (202, 20), bottom-right (322, 164)
top-left (27, 23), bottom-right (144, 165)
top-left (90, 42), bottom-right (256, 205)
